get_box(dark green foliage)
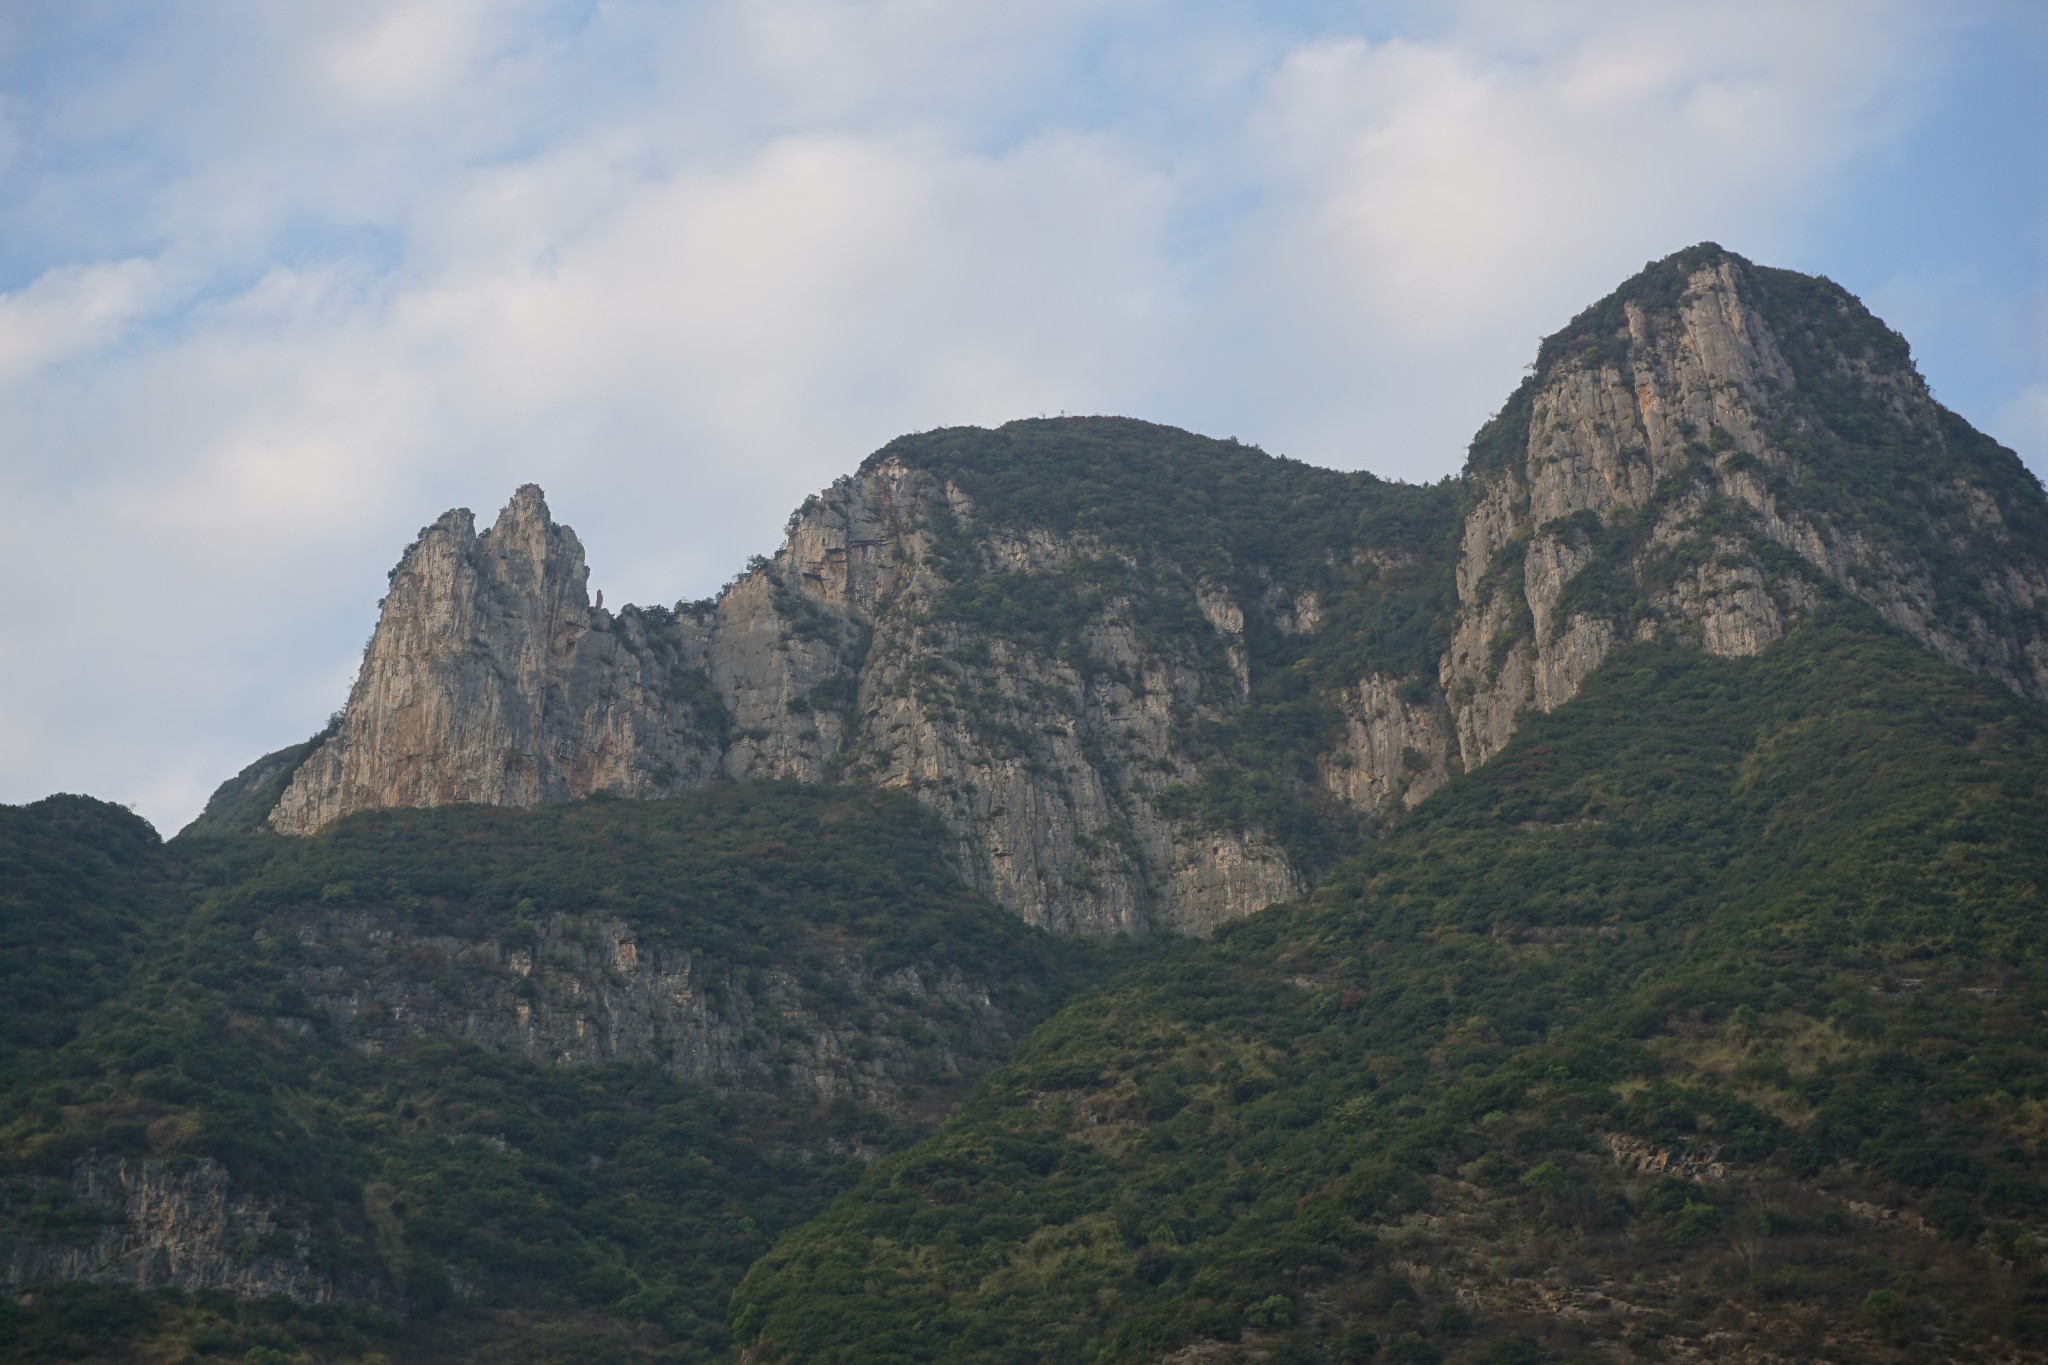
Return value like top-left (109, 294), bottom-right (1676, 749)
top-left (1534, 242), bottom-right (1731, 376)
top-left (1490, 243), bottom-right (2048, 652)
top-left (1743, 265), bottom-right (2048, 624)
top-left (1461, 375), bottom-right (1538, 479)
top-left (0, 785), bottom-right (1135, 1363)
top-left (11, 250), bottom-right (2048, 1363)
top-left (0, 1286), bottom-right (399, 1365)
top-left (732, 617), bottom-right (2048, 1360)
top-left (0, 796), bottom-right (168, 1061)
top-left (871, 418), bottom-right (1448, 604)
top-left (202, 783), bottom-right (1082, 986)
top-left (609, 602), bottom-right (737, 753)
top-left (877, 418), bottom-right (1461, 687)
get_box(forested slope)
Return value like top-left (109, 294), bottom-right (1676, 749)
top-left (733, 615), bottom-right (2048, 1362)
top-left (0, 787), bottom-right (1143, 1363)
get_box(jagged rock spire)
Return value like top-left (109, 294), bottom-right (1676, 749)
top-left (269, 487), bottom-right (711, 834)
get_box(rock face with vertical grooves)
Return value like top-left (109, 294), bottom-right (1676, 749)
top-left (1439, 246), bottom-right (2048, 770)
top-left (265, 458), bottom-right (1328, 937)
top-left (0, 1156), bottom-right (392, 1308)
top-left (236, 245), bottom-right (2048, 936)
top-left (283, 907), bottom-right (1022, 1112)
top-left (269, 486), bottom-right (725, 835)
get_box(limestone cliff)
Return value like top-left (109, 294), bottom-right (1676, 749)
top-left (1, 1156), bottom-right (391, 1309)
top-left (232, 246), bottom-right (2048, 937)
top-left (262, 455), bottom-right (1347, 937)
top-left (278, 905), bottom-right (1026, 1118)
top-left (270, 486), bottom-right (723, 834)
top-left (1439, 245), bottom-right (2048, 768)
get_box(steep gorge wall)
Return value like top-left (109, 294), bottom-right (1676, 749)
top-left (269, 487), bottom-right (726, 834)
top-left (265, 463), bottom-right (1315, 937)
top-left (278, 905), bottom-right (1024, 1118)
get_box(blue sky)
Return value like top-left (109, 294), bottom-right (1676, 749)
top-left (0, 0), bottom-right (2041, 832)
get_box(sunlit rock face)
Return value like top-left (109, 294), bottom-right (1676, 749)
top-left (270, 485), bottom-right (723, 835)
top-left (1439, 248), bottom-right (2048, 770)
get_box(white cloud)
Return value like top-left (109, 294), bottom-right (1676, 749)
top-left (0, 258), bottom-right (169, 381)
top-left (1117, 0), bottom-right (1943, 479)
top-left (314, 0), bottom-right (499, 111)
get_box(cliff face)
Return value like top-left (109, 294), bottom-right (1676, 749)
top-left (264, 457), bottom-right (1332, 937)
top-left (270, 486), bottom-right (725, 834)
top-left (280, 905), bottom-right (1024, 1117)
top-left (240, 246), bottom-right (2048, 936)
top-left (2, 785), bottom-right (1075, 1323)
top-left (0, 1156), bottom-right (391, 1308)
top-left (1440, 249), bottom-right (2048, 768)
top-left (802, 464), bottom-right (1312, 937)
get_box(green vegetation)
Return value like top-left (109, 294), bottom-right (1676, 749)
top-left (7, 247), bottom-right (2047, 1363)
top-left (733, 616), bottom-right (2048, 1360)
top-left (197, 783), bottom-right (1090, 985)
top-left (0, 796), bottom-right (170, 1060)
top-left (1460, 242), bottom-right (2047, 681)
top-left (1743, 263), bottom-right (2048, 628)
top-left (0, 1285), bottom-right (399, 1365)
top-left (181, 731), bottom-right (330, 836)
top-left (876, 417), bottom-right (1460, 684)
top-left (0, 785), bottom-right (1136, 1363)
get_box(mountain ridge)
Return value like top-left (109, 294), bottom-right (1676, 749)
top-left (209, 244), bottom-right (2048, 941)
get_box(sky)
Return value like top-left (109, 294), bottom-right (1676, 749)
top-left (1, 0), bottom-right (2042, 834)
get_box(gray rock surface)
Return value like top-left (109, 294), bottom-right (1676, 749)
top-left (266, 464), bottom-right (1310, 936)
top-left (1, 1156), bottom-right (393, 1308)
top-left (285, 906), bottom-right (1023, 1115)
top-left (271, 487), bottom-right (723, 834)
top-left (1439, 253), bottom-right (2048, 769)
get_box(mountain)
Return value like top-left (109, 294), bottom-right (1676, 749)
top-left (5, 243), bottom-right (2046, 1362)
top-left (1, 786), bottom-right (1139, 1362)
top-left (207, 247), bottom-right (2046, 945)
top-left (732, 622), bottom-right (2048, 1362)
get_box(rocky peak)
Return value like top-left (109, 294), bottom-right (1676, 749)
top-left (269, 485), bottom-right (719, 835)
top-left (1439, 244), bottom-right (2048, 767)
top-left (481, 483), bottom-right (590, 615)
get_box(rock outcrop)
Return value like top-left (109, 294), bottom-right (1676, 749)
top-left (281, 905), bottom-right (1025, 1117)
top-left (1, 1155), bottom-right (391, 1308)
top-left (234, 245), bottom-right (2048, 936)
top-left (1437, 247), bottom-right (2048, 769)
top-left (270, 486), bottom-right (724, 834)
top-left (265, 462), bottom-right (1319, 937)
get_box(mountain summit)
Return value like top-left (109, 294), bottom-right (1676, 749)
top-left (209, 245), bottom-right (2048, 939)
